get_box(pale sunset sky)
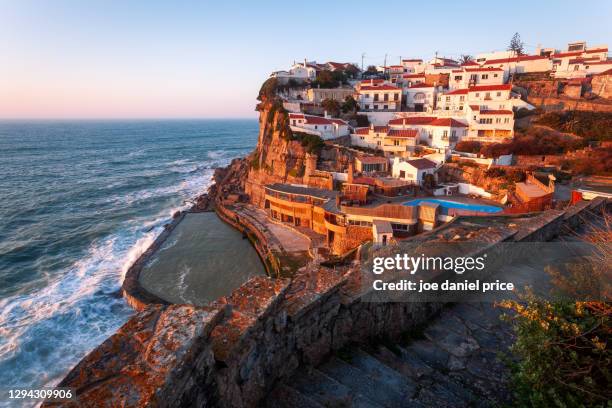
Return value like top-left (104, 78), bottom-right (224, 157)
top-left (1, 0), bottom-right (610, 119)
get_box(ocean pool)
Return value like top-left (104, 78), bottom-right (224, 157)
top-left (403, 198), bottom-right (503, 213)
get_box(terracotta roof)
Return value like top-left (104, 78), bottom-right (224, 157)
top-left (354, 126), bottom-right (389, 134)
top-left (402, 74), bottom-right (425, 78)
top-left (356, 156), bottom-right (388, 164)
top-left (428, 118), bottom-right (468, 127)
top-left (405, 158), bottom-right (437, 169)
top-left (388, 117), bottom-right (436, 125)
top-left (402, 59), bottom-right (423, 63)
top-left (360, 79), bottom-right (385, 84)
top-left (445, 88), bottom-right (469, 95)
top-left (551, 51), bottom-right (582, 58)
top-left (590, 60), bottom-right (612, 65)
top-left (469, 105), bottom-right (480, 111)
top-left (468, 84), bottom-right (513, 92)
top-left (485, 55), bottom-right (547, 64)
top-left (387, 129), bottom-right (418, 138)
top-left (329, 119), bottom-right (348, 125)
top-left (303, 116), bottom-right (333, 125)
top-left (289, 113), bottom-right (305, 119)
top-left (360, 85), bottom-right (400, 91)
top-left (461, 61), bottom-right (480, 66)
top-left (480, 110), bottom-right (513, 115)
top-left (585, 48), bottom-right (608, 54)
top-left (354, 127), bottom-right (370, 135)
top-left (408, 83), bottom-right (435, 88)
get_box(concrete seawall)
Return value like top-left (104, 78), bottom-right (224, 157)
top-left (48, 197), bottom-right (609, 407)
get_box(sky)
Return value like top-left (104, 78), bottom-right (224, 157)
top-left (0, 0), bottom-right (610, 119)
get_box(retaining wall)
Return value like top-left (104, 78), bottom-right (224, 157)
top-left (49, 198), bottom-right (609, 407)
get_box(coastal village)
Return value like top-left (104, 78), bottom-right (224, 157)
top-left (236, 39), bottom-right (612, 256)
top-left (51, 37), bottom-right (611, 408)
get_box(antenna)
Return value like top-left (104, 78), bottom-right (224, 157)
top-left (361, 52), bottom-right (365, 72)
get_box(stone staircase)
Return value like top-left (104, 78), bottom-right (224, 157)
top-left (265, 302), bottom-right (513, 408)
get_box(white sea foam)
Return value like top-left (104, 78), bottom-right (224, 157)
top-left (0, 157), bottom-right (219, 400)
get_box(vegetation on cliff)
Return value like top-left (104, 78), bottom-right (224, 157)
top-left (500, 213), bottom-right (611, 407)
top-left (535, 111), bottom-right (612, 142)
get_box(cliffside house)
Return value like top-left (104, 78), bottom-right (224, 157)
top-left (306, 87), bottom-right (355, 104)
top-left (358, 84), bottom-right (402, 112)
top-left (391, 157), bottom-right (438, 185)
top-left (289, 113), bottom-right (349, 140)
top-left (350, 125), bottom-right (418, 157)
top-left (403, 83), bottom-right (438, 112)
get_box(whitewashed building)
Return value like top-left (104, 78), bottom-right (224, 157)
top-left (289, 113), bottom-right (350, 140)
top-left (392, 157), bottom-right (438, 185)
top-left (358, 84), bottom-right (402, 111)
top-left (449, 67), bottom-right (505, 89)
top-left (404, 83), bottom-right (438, 112)
top-left (351, 125), bottom-right (418, 157)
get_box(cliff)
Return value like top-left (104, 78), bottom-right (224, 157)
top-left (245, 100), bottom-right (312, 206)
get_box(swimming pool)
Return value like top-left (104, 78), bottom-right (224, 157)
top-left (403, 198), bottom-right (503, 213)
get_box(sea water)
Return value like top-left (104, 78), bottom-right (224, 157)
top-left (0, 119), bottom-right (257, 395)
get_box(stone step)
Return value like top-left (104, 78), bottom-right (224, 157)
top-left (291, 367), bottom-right (356, 407)
top-left (349, 348), bottom-right (418, 398)
top-left (265, 383), bottom-right (325, 408)
top-left (319, 356), bottom-right (407, 407)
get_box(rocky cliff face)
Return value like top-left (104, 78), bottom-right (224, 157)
top-left (245, 101), bottom-right (312, 206)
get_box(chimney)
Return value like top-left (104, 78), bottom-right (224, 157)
top-left (324, 110), bottom-right (329, 118)
top-left (370, 123), bottom-right (374, 130)
top-left (304, 58), bottom-right (307, 67)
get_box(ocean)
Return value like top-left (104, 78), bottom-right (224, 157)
top-left (0, 119), bottom-right (258, 395)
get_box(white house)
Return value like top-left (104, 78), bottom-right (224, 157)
top-left (404, 83), bottom-right (437, 112)
top-left (448, 67), bottom-right (505, 89)
top-left (481, 54), bottom-right (552, 75)
top-left (289, 113), bottom-right (350, 140)
top-left (358, 84), bottom-right (402, 111)
top-left (351, 124), bottom-right (418, 157)
top-left (426, 118), bottom-right (469, 149)
top-left (401, 59), bottom-right (424, 73)
top-left (392, 157), bottom-right (438, 185)
top-left (436, 88), bottom-right (468, 111)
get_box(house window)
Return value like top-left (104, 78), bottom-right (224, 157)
top-left (292, 120), bottom-right (296, 125)
top-left (384, 93), bottom-right (389, 101)
top-left (481, 74), bottom-right (489, 79)
top-left (377, 141), bottom-right (381, 146)
top-left (475, 93), bottom-right (480, 97)
top-left (446, 96), bottom-right (451, 102)
top-left (374, 93), bottom-right (379, 101)
top-left (365, 94), bottom-right (370, 98)
top-left (459, 96), bottom-right (465, 101)
top-left (374, 105), bottom-right (378, 110)
top-left (459, 105), bottom-right (464, 110)
top-left (445, 107), bottom-right (449, 110)
top-left (454, 75), bottom-right (462, 80)
top-left (574, 65), bottom-right (579, 71)
top-left (442, 130), bottom-right (448, 139)
top-left (496, 118), bottom-right (501, 124)
top-left (314, 125), bottom-right (318, 129)
top-left (496, 92), bottom-right (501, 97)
top-left (485, 92), bottom-right (491, 99)
top-left (360, 136), bottom-right (365, 140)
top-left (365, 104), bottom-right (370, 109)
top-left (494, 74), bottom-right (498, 78)
top-left (504, 118), bottom-right (510, 123)
top-left (393, 93), bottom-right (399, 101)
top-left (394, 140), bottom-right (400, 146)
top-left (383, 105), bottom-right (388, 110)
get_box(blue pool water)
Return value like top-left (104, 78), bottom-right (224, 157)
top-left (403, 198), bottom-right (503, 213)
top-left (0, 119), bottom-right (258, 395)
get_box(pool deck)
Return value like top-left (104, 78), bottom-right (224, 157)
top-left (365, 193), bottom-right (504, 209)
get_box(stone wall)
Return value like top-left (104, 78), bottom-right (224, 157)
top-left (528, 96), bottom-right (612, 112)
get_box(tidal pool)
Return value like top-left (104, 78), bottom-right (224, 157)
top-left (139, 212), bottom-right (265, 306)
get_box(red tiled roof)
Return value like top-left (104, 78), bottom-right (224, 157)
top-left (445, 88), bottom-right (469, 95)
top-left (551, 51), bottom-right (582, 58)
top-left (464, 67), bottom-right (504, 72)
top-left (402, 74), bottom-right (425, 78)
top-left (354, 127), bottom-right (370, 135)
top-left (388, 117), bottom-right (436, 125)
top-left (485, 54), bottom-right (547, 64)
top-left (461, 61), bottom-right (479, 66)
top-left (402, 59), bottom-right (422, 62)
top-left (304, 116), bottom-right (333, 125)
top-left (360, 79), bottom-right (385, 84)
top-left (590, 60), bottom-right (612, 65)
top-left (406, 158), bottom-right (437, 169)
top-left (468, 84), bottom-right (512, 92)
top-left (329, 118), bottom-right (348, 125)
top-left (356, 156), bottom-right (388, 164)
top-left (480, 110), bottom-right (513, 115)
top-left (469, 105), bottom-right (480, 111)
top-left (408, 83), bottom-right (435, 88)
top-left (355, 126), bottom-right (389, 134)
top-left (360, 85), bottom-right (401, 91)
top-left (387, 129), bottom-right (418, 138)
top-left (289, 113), bottom-right (305, 119)
top-left (585, 48), bottom-right (608, 54)
top-left (428, 118), bottom-right (468, 127)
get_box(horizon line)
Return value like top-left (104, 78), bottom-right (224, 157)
top-left (0, 116), bottom-right (259, 121)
